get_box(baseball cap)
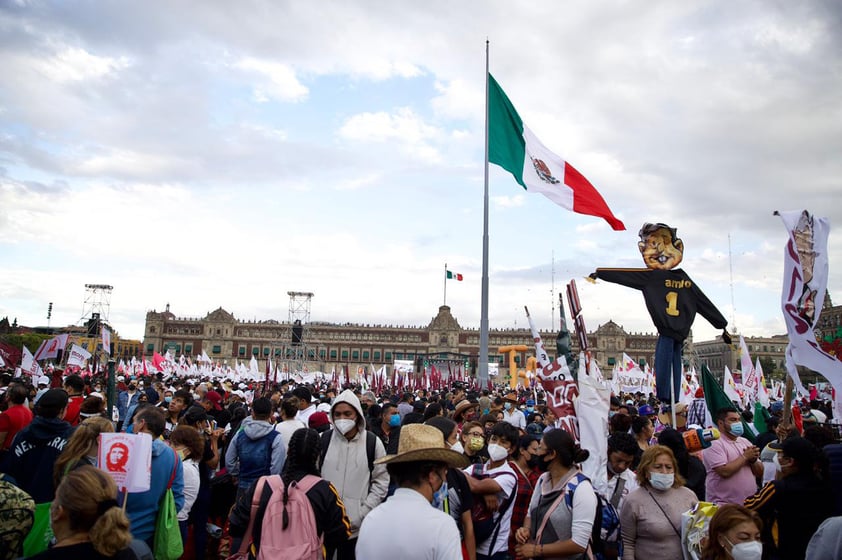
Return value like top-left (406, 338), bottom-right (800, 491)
top-left (204, 390), bottom-right (223, 410)
top-left (36, 389), bottom-right (69, 416)
top-left (309, 411), bottom-right (330, 429)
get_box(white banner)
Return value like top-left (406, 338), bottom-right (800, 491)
top-left (393, 359), bottom-right (415, 374)
top-left (66, 343), bottom-right (92, 368)
top-left (488, 363), bottom-right (499, 377)
top-left (99, 432), bottom-right (152, 492)
top-left (575, 354), bottom-right (611, 495)
top-left (101, 327), bottom-right (111, 355)
top-left (779, 211), bottom-right (842, 411)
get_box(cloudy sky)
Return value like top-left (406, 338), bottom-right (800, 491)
top-left (1, 1), bottom-right (840, 345)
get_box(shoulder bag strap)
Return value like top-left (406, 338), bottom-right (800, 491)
top-left (234, 476), bottom-right (268, 557)
top-left (534, 482), bottom-right (571, 545)
top-left (167, 447), bottom-right (179, 489)
top-left (645, 489), bottom-right (682, 537)
top-left (609, 476), bottom-right (626, 509)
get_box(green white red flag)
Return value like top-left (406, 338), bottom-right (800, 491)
top-left (488, 73), bottom-right (625, 231)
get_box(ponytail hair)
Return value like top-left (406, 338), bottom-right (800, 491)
top-left (542, 428), bottom-right (590, 467)
top-left (55, 465), bottom-right (132, 557)
top-left (53, 416), bottom-right (114, 488)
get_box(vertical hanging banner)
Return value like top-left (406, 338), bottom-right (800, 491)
top-left (778, 210), bottom-right (842, 411)
top-left (101, 327), bottom-right (111, 355)
top-left (526, 306), bottom-right (580, 441)
top-left (99, 432), bottom-right (152, 493)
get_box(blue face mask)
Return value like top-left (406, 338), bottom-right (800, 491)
top-left (164, 396), bottom-right (173, 404)
top-left (431, 475), bottom-right (449, 510)
top-left (389, 414), bottom-right (401, 427)
top-left (526, 407), bottom-right (534, 413)
top-left (729, 421), bottom-right (744, 437)
top-left (504, 402), bottom-right (512, 411)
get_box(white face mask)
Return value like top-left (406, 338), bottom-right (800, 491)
top-left (487, 443), bottom-right (509, 462)
top-left (450, 440), bottom-right (464, 454)
top-left (334, 418), bottom-right (356, 435)
top-left (772, 452), bottom-right (782, 472)
top-left (649, 472), bottom-right (674, 491)
top-left (726, 538), bottom-right (762, 560)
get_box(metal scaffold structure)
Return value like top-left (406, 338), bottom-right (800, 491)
top-left (287, 291), bottom-right (314, 374)
top-left (80, 283), bottom-right (113, 335)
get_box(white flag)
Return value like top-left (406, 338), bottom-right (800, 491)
top-left (34, 333), bottom-right (69, 361)
top-left (101, 327), bottom-right (111, 355)
top-left (755, 358), bottom-right (771, 408)
top-left (66, 343), bottom-right (92, 368)
top-left (21, 346), bottom-right (44, 377)
top-left (778, 211), bottom-right (842, 413)
top-left (99, 432), bottom-right (152, 492)
top-left (739, 336), bottom-right (757, 402)
top-left (723, 366), bottom-right (742, 404)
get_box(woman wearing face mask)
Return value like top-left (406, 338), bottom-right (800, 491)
top-left (52, 417), bottom-right (114, 488)
top-left (509, 435), bottom-right (541, 558)
top-left (620, 445), bottom-right (698, 560)
top-left (426, 416), bottom-right (478, 560)
top-left (169, 425), bottom-right (204, 546)
top-left (702, 504), bottom-right (763, 560)
top-left (464, 421), bottom-right (520, 560)
top-left (514, 429), bottom-right (596, 560)
top-left (460, 421), bottom-right (489, 465)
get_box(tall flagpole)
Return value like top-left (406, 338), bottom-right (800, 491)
top-left (479, 40), bottom-right (490, 388)
top-left (443, 263), bottom-right (448, 306)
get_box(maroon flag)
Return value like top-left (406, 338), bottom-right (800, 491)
top-left (0, 341), bottom-right (21, 367)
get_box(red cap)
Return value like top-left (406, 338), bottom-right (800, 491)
top-left (205, 390), bottom-right (223, 410)
top-left (309, 411), bottom-right (330, 429)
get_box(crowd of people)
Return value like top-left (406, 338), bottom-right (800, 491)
top-left (1, 369), bottom-right (842, 559)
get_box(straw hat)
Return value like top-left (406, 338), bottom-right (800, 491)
top-left (503, 392), bottom-right (518, 403)
top-left (453, 399), bottom-right (478, 420)
top-left (657, 403), bottom-right (687, 429)
top-left (375, 424), bottom-right (469, 468)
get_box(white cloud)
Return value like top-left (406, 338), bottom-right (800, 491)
top-left (235, 57), bottom-right (308, 102)
top-left (35, 46), bottom-right (130, 83)
top-left (338, 107), bottom-right (445, 163)
top-left (492, 195), bottom-right (525, 209)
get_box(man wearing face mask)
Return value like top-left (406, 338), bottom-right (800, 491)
top-left (501, 392), bottom-right (526, 430)
top-left (116, 379), bottom-right (140, 431)
top-left (704, 407), bottom-right (762, 505)
top-left (357, 423), bottom-right (469, 559)
top-left (320, 389), bottom-right (389, 560)
top-left (371, 402), bottom-right (402, 455)
top-left (745, 436), bottom-right (834, 560)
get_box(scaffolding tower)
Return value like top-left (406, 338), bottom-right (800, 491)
top-left (287, 291), bottom-right (314, 373)
top-left (80, 284), bottom-right (113, 335)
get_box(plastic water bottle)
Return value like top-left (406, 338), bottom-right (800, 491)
top-left (206, 523), bottom-right (223, 539)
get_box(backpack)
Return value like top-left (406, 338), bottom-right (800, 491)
top-left (318, 429), bottom-right (376, 476)
top-left (234, 429), bottom-right (280, 487)
top-left (592, 479), bottom-right (624, 559)
top-left (468, 464), bottom-right (517, 551)
top-left (242, 474), bottom-right (323, 560)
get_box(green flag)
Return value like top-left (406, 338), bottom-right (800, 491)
top-left (701, 364), bottom-right (755, 443)
top-left (753, 401), bottom-right (769, 434)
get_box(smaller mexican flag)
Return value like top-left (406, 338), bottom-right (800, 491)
top-left (446, 270), bottom-right (463, 281)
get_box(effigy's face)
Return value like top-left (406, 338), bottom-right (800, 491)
top-left (638, 227), bottom-right (683, 270)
